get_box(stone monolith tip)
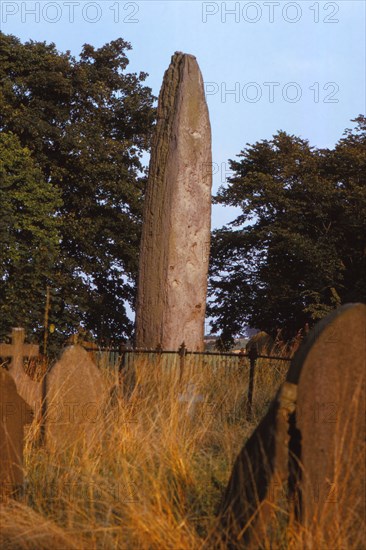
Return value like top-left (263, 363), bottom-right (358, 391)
top-left (135, 52), bottom-right (212, 351)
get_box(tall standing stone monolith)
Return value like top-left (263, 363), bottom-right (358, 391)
top-left (135, 52), bottom-right (212, 351)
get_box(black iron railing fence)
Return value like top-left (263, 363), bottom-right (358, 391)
top-left (84, 343), bottom-right (291, 420)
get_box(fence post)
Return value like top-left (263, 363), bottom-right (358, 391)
top-left (118, 343), bottom-right (127, 388)
top-left (39, 372), bottom-right (48, 446)
top-left (178, 341), bottom-right (186, 382)
top-left (246, 346), bottom-right (258, 421)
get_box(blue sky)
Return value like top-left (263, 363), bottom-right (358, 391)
top-left (1, 0), bottom-right (365, 228)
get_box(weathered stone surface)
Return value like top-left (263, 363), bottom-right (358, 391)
top-left (287, 303), bottom-right (366, 541)
top-left (218, 381), bottom-right (297, 548)
top-left (135, 52), bottom-right (212, 351)
top-left (217, 303), bottom-right (366, 547)
top-left (44, 345), bottom-right (106, 449)
top-left (0, 328), bottom-right (41, 418)
top-left (245, 331), bottom-right (274, 355)
top-left (0, 369), bottom-right (33, 497)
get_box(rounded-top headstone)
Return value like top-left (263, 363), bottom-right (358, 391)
top-left (44, 345), bottom-right (107, 450)
top-left (246, 331), bottom-right (274, 354)
top-left (216, 304), bottom-right (365, 547)
top-left (287, 303), bottom-right (366, 539)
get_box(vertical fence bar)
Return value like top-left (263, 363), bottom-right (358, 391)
top-left (246, 346), bottom-right (258, 421)
top-left (90, 345), bottom-right (290, 417)
top-left (178, 342), bottom-right (186, 382)
top-left (39, 371), bottom-right (48, 446)
top-left (118, 345), bottom-right (127, 388)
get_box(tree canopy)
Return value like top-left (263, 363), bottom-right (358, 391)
top-left (0, 32), bottom-right (155, 344)
top-left (208, 116), bottom-right (366, 346)
top-left (1, 31), bottom-right (364, 350)
top-left (0, 132), bottom-right (62, 340)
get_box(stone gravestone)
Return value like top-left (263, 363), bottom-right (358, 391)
top-left (245, 331), bottom-right (274, 355)
top-left (43, 345), bottom-right (106, 450)
top-left (287, 302), bottom-right (366, 544)
top-left (0, 369), bottom-right (33, 498)
top-left (217, 303), bottom-right (366, 548)
top-left (135, 52), bottom-right (212, 352)
top-left (217, 381), bottom-right (297, 548)
top-left (0, 328), bottom-right (41, 417)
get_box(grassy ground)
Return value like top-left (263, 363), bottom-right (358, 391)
top-left (0, 351), bottom-right (362, 549)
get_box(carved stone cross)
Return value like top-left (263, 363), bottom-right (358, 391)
top-left (0, 328), bottom-right (41, 416)
top-left (0, 328), bottom-right (39, 375)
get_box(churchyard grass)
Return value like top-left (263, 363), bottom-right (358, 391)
top-left (0, 351), bottom-right (361, 549)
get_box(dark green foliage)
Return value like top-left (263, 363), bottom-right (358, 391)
top-left (0, 132), bottom-right (62, 340)
top-left (208, 116), bottom-right (366, 344)
top-left (0, 32), bottom-right (155, 343)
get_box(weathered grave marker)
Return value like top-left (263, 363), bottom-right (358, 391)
top-left (0, 369), bottom-right (33, 498)
top-left (287, 303), bottom-right (366, 543)
top-left (218, 381), bottom-right (297, 547)
top-left (0, 328), bottom-right (41, 416)
top-left (43, 345), bottom-right (107, 450)
top-left (217, 303), bottom-right (366, 547)
top-left (135, 52), bottom-right (212, 351)
top-left (245, 331), bottom-right (274, 355)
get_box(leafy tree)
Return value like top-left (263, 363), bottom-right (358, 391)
top-left (0, 132), bottom-right (62, 340)
top-left (0, 33), bottom-right (155, 341)
top-left (208, 116), bottom-right (366, 345)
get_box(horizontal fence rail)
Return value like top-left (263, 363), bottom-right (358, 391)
top-left (84, 345), bottom-right (291, 420)
top-left (83, 346), bottom-right (291, 360)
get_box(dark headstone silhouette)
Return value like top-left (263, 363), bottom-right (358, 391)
top-left (245, 331), bottom-right (274, 355)
top-left (218, 381), bottom-right (297, 547)
top-left (0, 369), bottom-right (33, 498)
top-left (218, 303), bottom-right (366, 547)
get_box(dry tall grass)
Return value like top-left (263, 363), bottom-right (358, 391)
top-left (0, 351), bottom-right (361, 549)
